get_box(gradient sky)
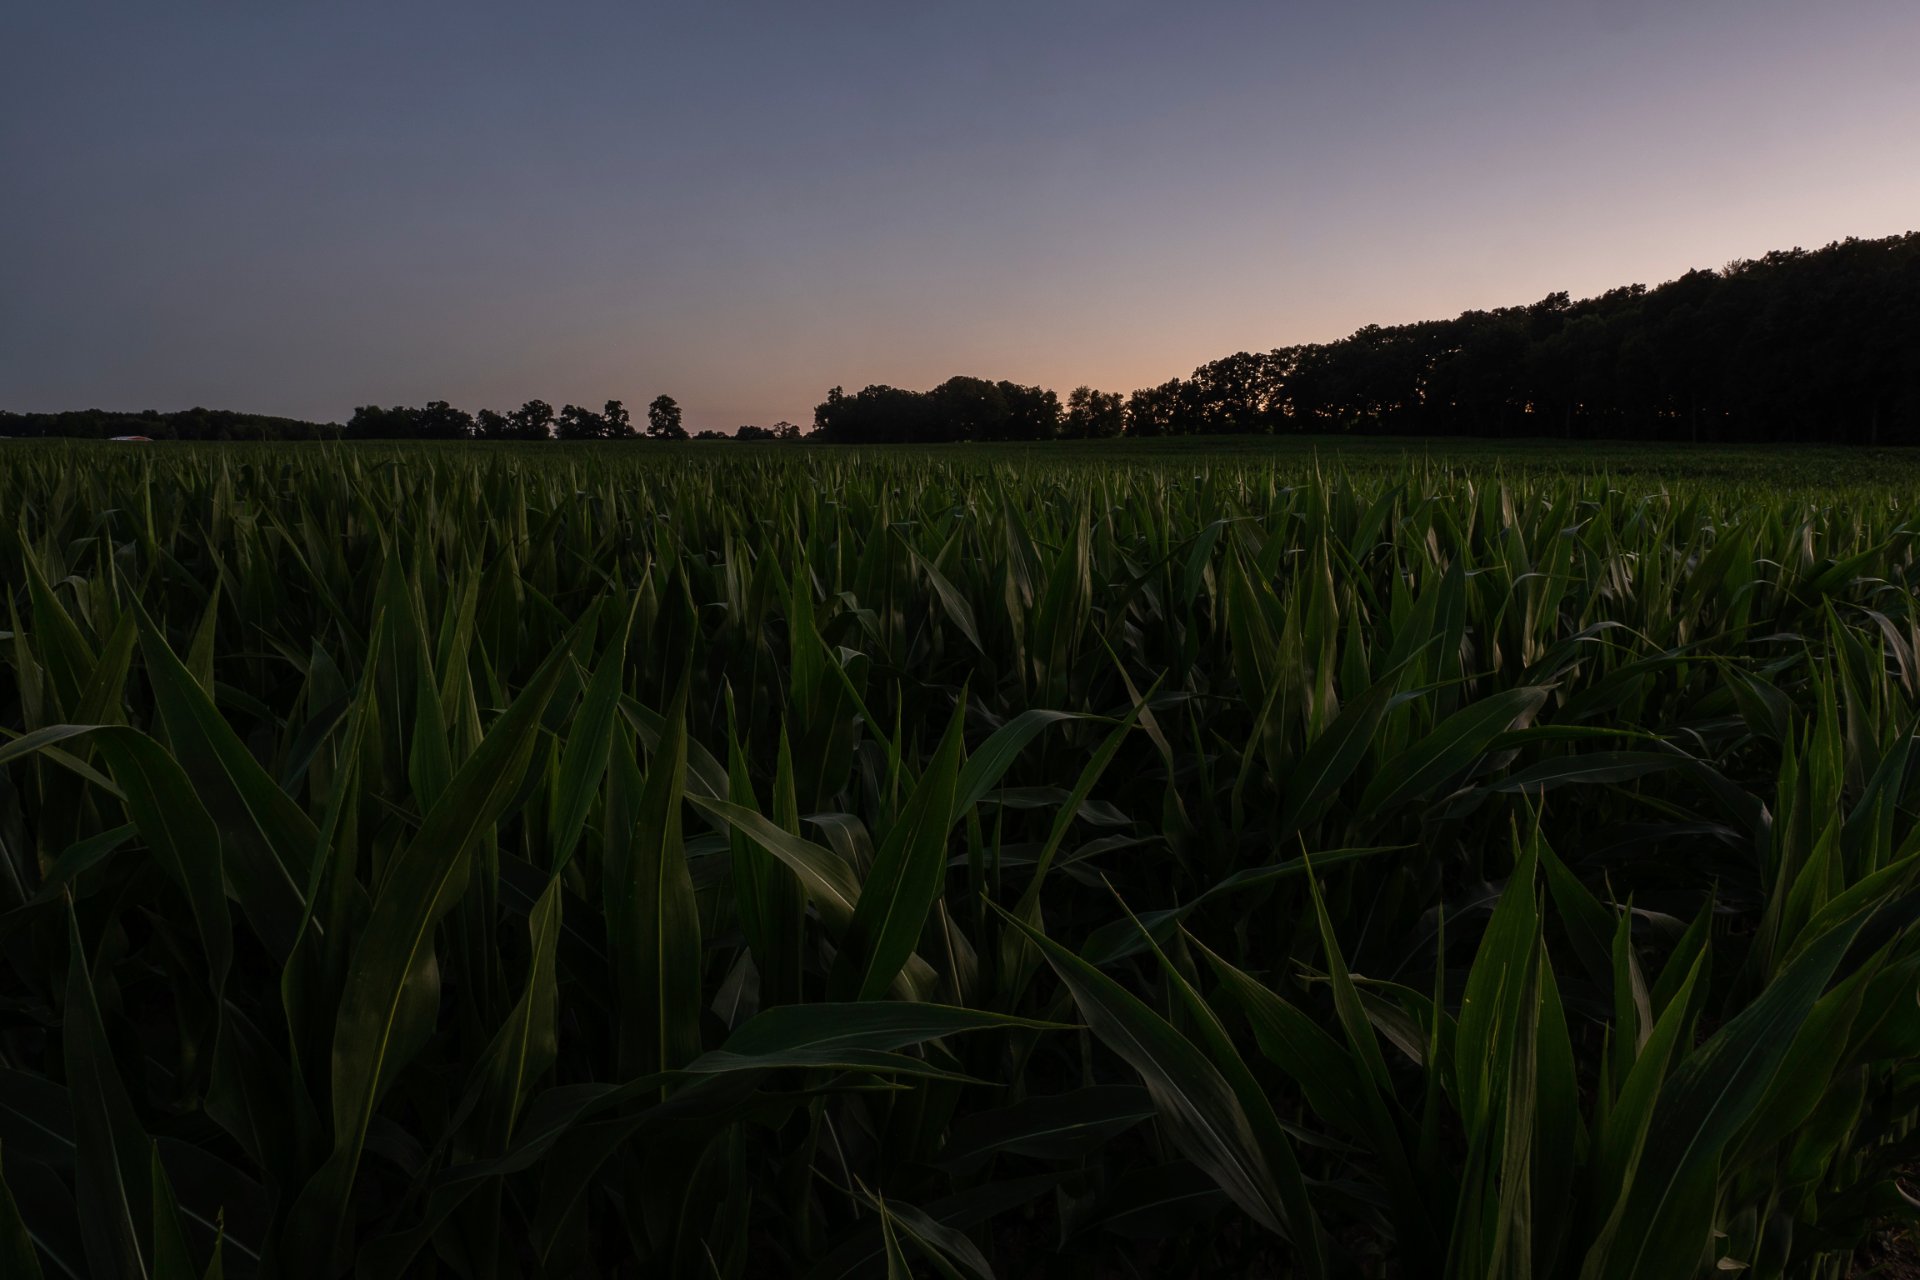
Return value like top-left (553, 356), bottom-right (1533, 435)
top-left (5, 1), bottom-right (1917, 432)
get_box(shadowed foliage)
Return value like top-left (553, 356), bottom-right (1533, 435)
top-left (2, 438), bottom-right (1920, 1276)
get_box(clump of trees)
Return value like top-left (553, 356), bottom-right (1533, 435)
top-left (0, 394), bottom-right (807, 443)
top-left (12, 233), bottom-right (1915, 447)
top-left (734, 421), bottom-right (802, 441)
top-left (356, 398), bottom-right (639, 441)
top-left (333, 394), bottom-right (797, 442)
top-left (810, 233), bottom-right (1920, 445)
top-left (1062, 386), bottom-right (1125, 439)
top-left (811, 377), bottom-right (1061, 444)
top-left (0, 407), bottom-right (345, 441)
top-left (645, 395), bottom-right (686, 440)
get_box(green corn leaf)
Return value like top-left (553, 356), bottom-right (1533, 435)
top-left (73, 611), bottom-right (137, 728)
top-left (863, 1191), bottom-right (994, 1280)
top-left (728, 727), bottom-right (806, 1009)
top-left (64, 904), bottom-right (153, 1280)
top-left (1361, 685), bottom-right (1550, 814)
top-left (0, 1142), bottom-right (46, 1280)
top-left (23, 556), bottom-right (95, 718)
top-left (1301, 851), bottom-right (1437, 1258)
top-left (471, 874), bottom-right (565, 1152)
top-left (830, 696), bottom-right (967, 1001)
top-left (137, 611), bottom-right (317, 960)
top-left (999, 697), bottom-right (1147, 991)
top-left (952, 708), bottom-right (1088, 814)
top-left (547, 595), bottom-right (632, 872)
top-left (430, 1003), bottom-right (1060, 1193)
top-left (1536, 836), bottom-right (1616, 992)
top-left (1588, 949), bottom-right (1703, 1237)
top-left (937, 1085), bottom-right (1155, 1169)
top-left (355, 876), bottom-right (567, 1279)
top-left (997, 903), bottom-right (1290, 1237)
top-left (280, 622), bottom-right (574, 1276)
top-left (1143, 918), bottom-right (1326, 1273)
top-left (149, 1143), bottom-right (197, 1280)
top-left (91, 732), bottom-right (232, 995)
top-left (185, 581), bottom-right (222, 698)
top-left (610, 676), bottom-right (703, 1076)
top-left (808, 1176), bottom-right (1062, 1280)
top-left (1454, 833), bottom-right (1541, 1134)
top-left (1489, 751), bottom-right (1689, 795)
top-left (1278, 662), bottom-right (1414, 836)
top-left (902, 536), bottom-right (985, 656)
top-left (690, 793), bottom-right (863, 928)
top-left (1194, 937), bottom-right (1373, 1149)
top-left (1581, 906), bottom-right (1871, 1280)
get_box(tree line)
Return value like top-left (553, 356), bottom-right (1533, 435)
top-left (809, 232), bottom-right (1919, 446)
top-left (345, 395), bottom-right (689, 441)
top-left (0, 394), bottom-right (815, 444)
top-left (7, 232), bottom-right (1914, 446)
top-left (340, 397), bottom-right (805, 441)
top-left (0, 406), bottom-right (344, 442)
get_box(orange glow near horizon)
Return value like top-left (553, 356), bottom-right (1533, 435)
top-left (4, 2), bottom-right (1917, 430)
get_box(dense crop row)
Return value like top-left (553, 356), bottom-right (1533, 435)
top-left (2, 440), bottom-right (1918, 1277)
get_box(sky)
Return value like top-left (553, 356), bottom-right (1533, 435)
top-left (3, 1), bottom-right (1917, 432)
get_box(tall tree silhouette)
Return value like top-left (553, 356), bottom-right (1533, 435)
top-left (509, 399), bottom-right (555, 441)
top-left (555, 403), bottom-right (606, 440)
top-left (603, 399), bottom-right (634, 439)
top-left (647, 395), bottom-right (687, 440)
top-left (1063, 387), bottom-right (1125, 439)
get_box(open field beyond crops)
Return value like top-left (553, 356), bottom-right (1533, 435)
top-left (4, 437), bottom-right (1920, 1278)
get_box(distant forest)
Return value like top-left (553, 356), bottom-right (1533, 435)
top-left (0, 406), bottom-right (346, 442)
top-left (816, 233), bottom-right (1918, 446)
top-left (5, 233), bottom-right (1914, 446)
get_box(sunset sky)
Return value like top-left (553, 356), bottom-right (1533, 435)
top-left (5, 0), bottom-right (1917, 432)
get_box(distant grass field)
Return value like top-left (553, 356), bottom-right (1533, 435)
top-left (21, 430), bottom-right (1920, 486)
top-left (733, 433), bottom-right (1920, 488)
top-left (2, 437), bottom-right (1919, 1277)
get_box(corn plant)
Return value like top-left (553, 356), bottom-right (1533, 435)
top-left (1, 439), bottom-right (1917, 1277)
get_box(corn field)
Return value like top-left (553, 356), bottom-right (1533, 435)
top-left (2, 440), bottom-right (1919, 1278)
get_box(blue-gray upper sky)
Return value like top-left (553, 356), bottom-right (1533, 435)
top-left (5, 1), bottom-right (1916, 431)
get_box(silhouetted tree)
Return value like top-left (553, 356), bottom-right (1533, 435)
top-left (603, 399), bottom-right (634, 439)
top-left (1186, 353), bottom-right (1273, 433)
top-left (810, 377), bottom-right (1057, 443)
top-left (418, 400), bottom-right (474, 440)
top-left (647, 395), bottom-right (686, 440)
top-left (12, 234), bottom-right (1916, 448)
top-left (509, 399), bottom-right (555, 441)
top-left (996, 380), bottom-right (1061, 440)
top-left (0, 406), bottom-right (344, 440)
top-left (1063, 386), bottom-right (1125, 439)
top-left (347, 405), bottom-right (396, 439)
top-left (736, 420), bottom-right (806, 442)
top-left (930, 377), bottom-right (1006, 442)
top-left (555, 403), bottom-right (606, 440)
top-left (1123, 381), bottom-right (1187, 437)
top-left (813, 387), bottom-right (846, 436)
